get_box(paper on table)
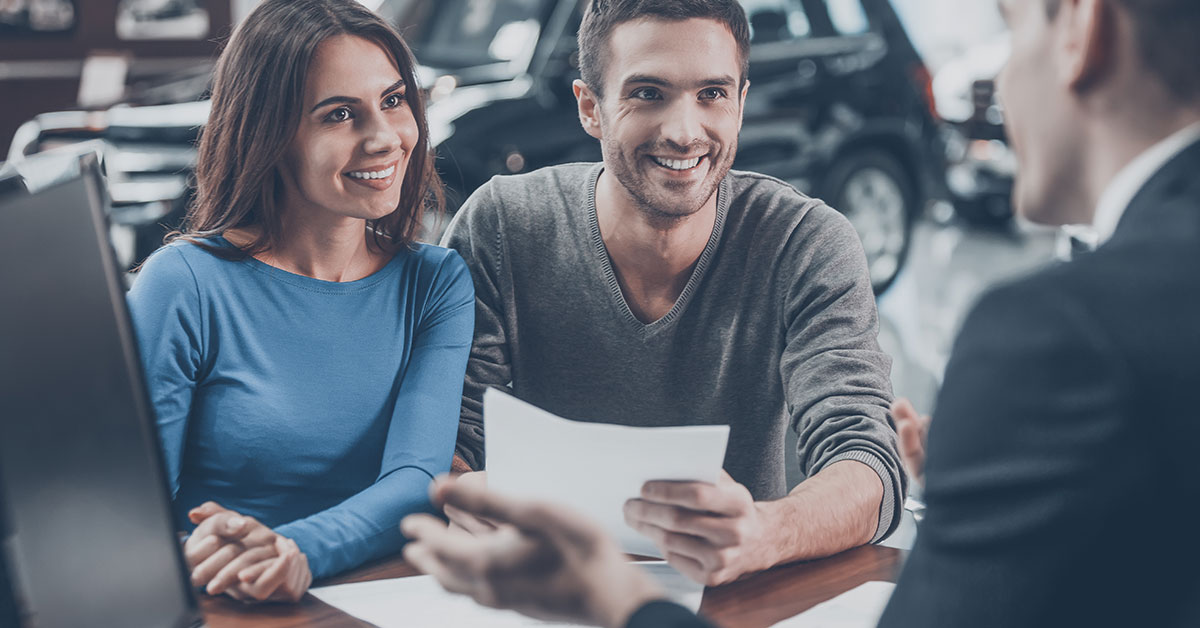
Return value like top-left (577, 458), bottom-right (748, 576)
top-left (309, 560), bottom-right (704, 628)
top-left (768, 581), bottom-right (895, 628)
top-left (483, 388), bottom-right (730, 557)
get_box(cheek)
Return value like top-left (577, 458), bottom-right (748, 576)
top-left (290, 135), bottom-right (345, 187)
top-left (397, 110), bottom-right (420, 153)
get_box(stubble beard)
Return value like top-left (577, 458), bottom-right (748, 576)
top-left (601, 136), bottom-right (737, 228)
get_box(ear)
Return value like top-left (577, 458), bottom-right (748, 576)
top-left (738, 80), bottom-right (750, 131)
top-left (573, 79), bottom-right (603, 141)
top-left (1057, 0), bottom-right (1113, 92)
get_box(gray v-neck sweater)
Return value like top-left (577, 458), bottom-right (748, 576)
top-left (442, 163), bottom-right (904, 541)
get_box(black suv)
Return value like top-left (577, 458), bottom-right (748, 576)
top-left (8, 0), bottom-right (945, 293)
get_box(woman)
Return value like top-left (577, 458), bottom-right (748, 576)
top-left (126, 0), bottom-right (473, 602)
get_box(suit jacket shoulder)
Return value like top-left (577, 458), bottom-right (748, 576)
top-left (878, 141), bottom-right (1200, 628)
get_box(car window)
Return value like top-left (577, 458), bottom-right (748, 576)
top-left (741, 0), bottom-right (810, 44)
top-left (822, 0), bottom-right (870, 35)
top-left (0, 0), bottom-right (76, 35)
top-left (405, 0), bottom-right (553, 70)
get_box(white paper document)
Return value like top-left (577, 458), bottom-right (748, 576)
top-left (483, 388), bottom-right (731, 557)
top-left (769, 581), bottom-right (896, 628)
top-left (309, 560), bottom-right (704, 628)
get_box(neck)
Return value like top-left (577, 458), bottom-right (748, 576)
top-left (593, 169), bottom-right (718, 323)
top-left (595, 169), bottom-right (717, 286)
top-left (1074, 85), bottom-right (1200, 222)
top-left (238, 209), bottom-right (387, 283)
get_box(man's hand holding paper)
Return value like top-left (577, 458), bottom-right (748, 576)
top-left (623, 470), bottom-right (774, 586)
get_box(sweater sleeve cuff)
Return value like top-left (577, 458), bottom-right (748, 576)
top-left (825, 449), bottom-right (899, 544)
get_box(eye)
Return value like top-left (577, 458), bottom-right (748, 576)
top-left (629, 86), bottom-right (662, 101)
top-left (700, 87), bottom-right (727, 101)
top-left (383, 92), bottom-right (406, 109)
top-left (324, 106), bottom-right (353, 123)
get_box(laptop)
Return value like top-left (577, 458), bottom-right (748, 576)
top-left (0, 153), bottom-right (203, 628)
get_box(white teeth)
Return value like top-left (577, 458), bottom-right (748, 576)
top-left (652, 156), bottom-right (701, 170)
top-left (347, 164), bottom-right (396, 180)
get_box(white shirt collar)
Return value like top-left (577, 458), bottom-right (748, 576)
top-left (1092, 121), bottom-right (1200, 245)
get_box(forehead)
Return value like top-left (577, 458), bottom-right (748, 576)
top-left (305, 34), bottom-right (403, 99)
top-left (605, 17), bottom-right (741, 88)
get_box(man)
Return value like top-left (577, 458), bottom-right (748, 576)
top-left (877, 0), bottom-right (1200, 625)
top-left (440, 0), bottom-right (904, 585)
top-left (406, 0), bottom-right (1200, 625)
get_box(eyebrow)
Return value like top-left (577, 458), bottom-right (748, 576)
top-left (309, 79), bottom-right (407, 113)
top-left (621, 74), bottom-right (738, 89)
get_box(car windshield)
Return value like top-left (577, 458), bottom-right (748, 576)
top-left (397, 0), bottom-right (553, 71)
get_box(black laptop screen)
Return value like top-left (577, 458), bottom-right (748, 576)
top-left (0, 159), bottom-right (201, 628)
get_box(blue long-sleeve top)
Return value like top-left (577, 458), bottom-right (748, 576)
top-left (127, 237), bottom-right (474, 579)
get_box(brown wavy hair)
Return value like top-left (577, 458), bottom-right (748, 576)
top-left (174, 0), bottom-right (441, 257)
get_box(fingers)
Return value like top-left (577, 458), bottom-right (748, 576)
top-left (631, 518), bottom-right (714, 559)
top-left (623, 499), bottom-right (734, 545)
top-left (892, 398), bottom-right (931, 479)
top-left (241, 552), bottom-right (289, 601)
top-left (244, 537), bottom-right (308, 602)
top-left (432, 477), bottom-right (541, 532)
top-left (897, 420), bottom-right (926, 474)
top-left (275, 539), bottom-right (311, 603)
top-left (891, 397), bottom-right (918, 422)
top-left (188, 501), bottom-right (230, 525)
top-left (434, 476), bottom-right (609, 550)
top-left (190, 542), bottom-right (244, 588)
top-left (400, 513), bottom-right (452, 543)
top-left (185, 511), bottom-right (275, 571)
top-left (183, 532), bottom-right (225, 569)
top-left (237, 559), bottom-right (272, 585)
top-left (190, 511), bottom-right (249, 545)
top-left (402, 542), bottom-right (475, 597)
top-left (444, 503), bottom-right (500, 536)
top-left (663, 550), bottom-right (709, 585)
top-left (206, 545), bottom-right (277, 596)
top-left (638, 479), bottom-right (748, 517)
top-left (401, 514), bottom-right (490, 575)
top-left (401, 517), bottom-right (484, 597)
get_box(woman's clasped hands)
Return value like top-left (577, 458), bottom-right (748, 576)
top-left (183, 501), bottom-right (312, 603)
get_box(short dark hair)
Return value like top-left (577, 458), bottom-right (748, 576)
top-left (577, 0), bottom-right (751, 98)
top-left (1046, 0), bottom-right (1200, 102)
top-left (178, 0), bottom-right (441, 257)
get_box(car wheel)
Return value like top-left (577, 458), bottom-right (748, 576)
top-left (823, 149), bottom-right (915, 295)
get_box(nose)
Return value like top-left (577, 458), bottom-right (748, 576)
top-left (660, 99), bottom-right (705, 152)
top-left (360, 111), bottom-right (403, 156)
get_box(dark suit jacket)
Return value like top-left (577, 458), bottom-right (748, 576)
top-left (878, 140), bottom-right (1200, 627)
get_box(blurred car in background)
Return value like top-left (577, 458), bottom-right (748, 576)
top-left (8, 0), bottom-right (947, 293)
top-left (932, 36), bottom-right (1015, 226)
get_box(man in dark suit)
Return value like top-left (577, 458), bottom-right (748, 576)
top-left (878, 0), bottom-right (1200, 625)
top-left (400, 0), bottom-right (1200, 626)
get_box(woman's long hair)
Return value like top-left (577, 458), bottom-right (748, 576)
top-left (175, 0), bottom-right (441, 256)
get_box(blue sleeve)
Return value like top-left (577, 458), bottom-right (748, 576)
top-left (126, 246), bottom-right (204, 499)
top-left (275, 251), bottom-right (475, 579)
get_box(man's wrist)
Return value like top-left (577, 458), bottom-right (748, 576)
top-left (750, 499), bottom-right (792, 571)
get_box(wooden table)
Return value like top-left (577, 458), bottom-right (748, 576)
top-left (201, 545), bottom-right (904, 628)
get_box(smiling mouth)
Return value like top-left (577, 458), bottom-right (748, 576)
top-left (345, 164), bottom-right (396, 180)
top-left (650, 155), bottom-right (704, 172)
